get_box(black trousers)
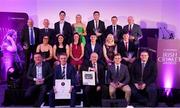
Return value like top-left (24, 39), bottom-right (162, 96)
top-left (84, 85), bottom-right (104, 107)
top-left (25, 84), bottom-right (47, 107)
top-left (131, 83), bottom-right (157, 107)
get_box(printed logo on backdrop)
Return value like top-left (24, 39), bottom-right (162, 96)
top-left (158, 48), bottom-right (180, 64)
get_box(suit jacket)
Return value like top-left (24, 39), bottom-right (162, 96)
top-left (39, 28), bottom-right (55, 45)
top-left (118, 40), bottom-right (138, 58)
top-left (86, 20), bottom-right (106, 42)
top-left (84, 43), bottom-right (103, 63)
top-left (54, 64), bottom-right (76, 86)
top-left (21, 25), bottom-right (40, 47)
top-left (54, 21), bottom-right (73, 44)
top-left (130, 59), bottom-right (157, 85)
top-left (80, 61), bottom-right (105, 85)
top-left (123, 24), bottom-right (142, 41)
top-left (107, 63), bottom-right (130, 85)
top-left (27, 62), bottom-right (53, 86)
top-left (106, 25), bottom-right (123, 42)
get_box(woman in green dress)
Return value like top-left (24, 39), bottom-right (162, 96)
top-left (72, 14), bottom-right (87, 46)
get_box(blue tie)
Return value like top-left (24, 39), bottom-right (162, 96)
top-left (30, 28), bottom-right (35, 45)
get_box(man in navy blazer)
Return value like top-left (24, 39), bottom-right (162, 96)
top-left (107, 53), bottom-right (131, 105)
top-left (86, 11), bottom-right (106, 44)
top-left (54, 11), bottom-right (73, 44)
top-left (106, 16), bottom-right (123, 43)
top-left (25, 53), bottom-right (53, 107)
top-left (84, 34), bottom-right (103, 64)
top-left (49, 53), bottom-right (77, 107)
top-left (123, 16), bottom-right (142, 45)
top-left (130, 50), bottom-right (157, 107)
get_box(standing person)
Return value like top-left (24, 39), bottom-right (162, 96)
top-left (25, 53), bottom-right (52, 107)
top-left (130, 51), bottom-right (157, 107)
top-left (72, 14), bottom-right (87, 46)
top-left (54, 11), bottom-right (73, 44)
top-left (49, 53), bottom-right (77, 107)
top-left (106, 16), bottom-right (123, 43)
top-left (39, 19), bottom-right (55, 45)
top-left (21, 19), bottom-right (40, 71)
top-left (123, 16), bottom-right (142, 45)
top-left (86, 11), bottom-right (106, 44)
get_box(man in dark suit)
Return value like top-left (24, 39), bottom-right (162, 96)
top-left (21, 19), bottom-right (40, 71)
top-left (118, 31), bottom-right (138, 68)
top-left (49, 53), bottom-right (77, 107)
top-left (106, 16), bottom-right (123, 43)
top-left (130, 51), bottom-right (157, 107)
top-left (107, 53), bottom-right (131, 105)
top-left (54, 11), bottom-right (73, 44)
top-left (123, 16), bottom-right (142, 45)
top-left (25, 53), bottom-right (53, 107)
top-left (39, 19), bottom-right (55, 45)
top-left (80, 52), bottom-right (105, 106)
top-left (86, 11), bottom-right (106, 44)
top-left (84, 34), bottom-right (103, 64)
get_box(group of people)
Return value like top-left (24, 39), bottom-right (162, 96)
top-left (3, 10), bottom-right (157, 107)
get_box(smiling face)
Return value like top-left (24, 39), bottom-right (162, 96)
top-left (43, 36), bottom-right (49, 44)
top-left (59, 12), bottom-right (66, 21)
top-left (90, 52), bottom-right (98, 64)
top-left (34, 54), bottom-right (42, 64)
top-left (93, 12), bottom-right (100, 21)
top-left (140, 51), bottom-right (149, 62)
top-left (111, 17), bottom-right (118, 25)
top-left (114, 54), bottom-right (122, 64)
top-left (127, 16), bottom-right (134, 24)
top-left (76, 14), bottom-right (82, 23)
top-left (27, 19), bottom-right (34, 27)
top-left (43, 19), bottom-right (49, 28)
top-left (58, 35), bottom-right (64, 44)
top-left (59, 54), bottom-right (67, 65)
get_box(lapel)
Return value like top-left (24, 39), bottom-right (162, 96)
top-left (33, 64), bottom-right (36, 77)
top-left (112, 64), bottom-right (116, 75)
top-left (66, 64), bottom-right (69, 78)
top-left (63, 21), bottom-right (66, 33)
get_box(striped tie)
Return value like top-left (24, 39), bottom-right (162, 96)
top-left (62, 66), bottom-right (65, 79)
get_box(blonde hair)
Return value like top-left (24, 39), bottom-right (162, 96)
top-left (105, 34), bottom-right (115, 45)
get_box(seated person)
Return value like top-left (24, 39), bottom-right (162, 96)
top-left (49, 53), bottom-right (77, 107)
top-left (130, 50), bottom-right (157, 107)
top-left (53, 34), bottom-right (69, 61)
top-left (103, 34), bottom-right (117, 66)
top-left (118, 31), bottom-right (137, 68)
top-left (80, 52), bottom-right (105, 107)
top-left (36, 35), bottom-right (53, 64)
top-left (107, 53), bottom-right (131, 105)
top-left (84, 34), bottom-right (103, 64)
top-left (25, 53), bottom-right (53, 107)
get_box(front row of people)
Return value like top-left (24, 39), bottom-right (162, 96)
top-left (25, 50), bottom-right (157, 107)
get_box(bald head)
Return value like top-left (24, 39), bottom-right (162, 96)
top-left (90, 52), bottom-right (98, 63)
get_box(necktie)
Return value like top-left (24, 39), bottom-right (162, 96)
top-left (129, 25), bottom-right (132, 31)
top-left (141, 63), bottom-right (145, 82)
top-left (62, 66), bottom-right (65, 79)
top-left (95, 21), bottom-right (98, 30)
top-left (125, 42), bottom-right (128, 51)
top-left (93, 63), bottom-right (99, 83)
top-left (116, 65), bottom-right (120, 73)
top-left (45, 29), bottom-right (48, 33)
top-left (30, 28), bottom-right (35, 45)
top-left (113, 26), bottom-right (116, 35)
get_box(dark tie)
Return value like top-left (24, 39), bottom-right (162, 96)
top-left (45, 29), bottom-right (48, 33)
top-left (62, 66), bottom-right (65, 79)
top-left (30, 28), bottom-right (35, 45)
top-left (116, 65), bottom-right (120, 73)
top-left (141, 63), bottom-right (145, 82)
top-left (129, 25), bottom-right (132, 31)
top-left (125, 42), bottom-right (128, 51)
top-left (113, 26), bottom-right (116, 35)
top-left (95, 21), bottom-right (98, 30)
top-left (93, 63), bottom-right (99, 83)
